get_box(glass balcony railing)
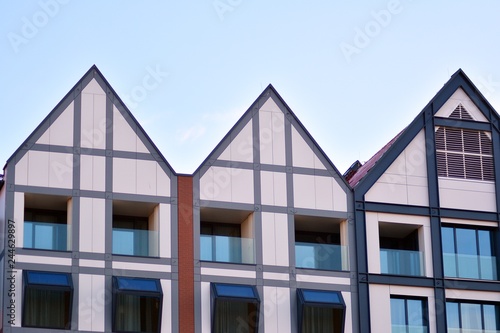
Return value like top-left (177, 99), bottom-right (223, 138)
top-left (24, 221), bottom-right (70, 251)
top-left (112, 228), bottom-right (157, 257)
top-left (380, 249), bottom-right (425, 276)
top-left (392, 324), bottom-right (428, 333)
top-left (447, 329), bottom-right (500, 333)
top-left (443, 253), bottom-right (498, 280)
top-left (200, 235), bottom-right (255, 264)
top-left (295, 242), bottom-right (348, 271)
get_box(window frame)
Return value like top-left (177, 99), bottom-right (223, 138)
top-left (112, 276), bottom-right (163, 333)
top-left (22, 270), bottom-right (73, 330)
top-left (446, 299), bottom-right (500, 332)
top-left (210, 283), bottom-right (260, 333)
top-left (297, 289), bottom-right (346, 333)
top-left (390, 296), bottom-right (429, 333)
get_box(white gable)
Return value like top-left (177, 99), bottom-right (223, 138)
top-left (291, 126), bottom-right (326, 170)
top-left (113, 106), bottom-right (148, 153)
top-left (218, 121), bottom-right (253, 163)
top-left (366, 130), bottom-right (428, 206)
top-left (37, 102), bottom-right (74, 146)
top-left (435, 88), bottom-right (488, 121)
top-left (81, 79), bottom-right (106, 149)
top-left (259, 97), bottom-right (286, 166)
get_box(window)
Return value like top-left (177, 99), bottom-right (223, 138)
top-left (295, 215), bottom-right (348, 271)
top-left (112, 277), bottom-right (162, 333)
top-left (112, 200), bottom-right (158, 257)
top-left (446, 301), bottom-right (500, 333)
top-left (297, 289), bottom-right (345, 333)
top-left (379, 223), bottom-right (425, 276)
top-left (22, 271), bottom-right (73, 329)
top-left (200, 207), bottom-right (255, 264)
top-left (442, 225), bottom-right (497, 280)
top-left (211, 283), bottom-right (260, 333)
top-left (435, 126), bottom-right (494, 181)
top-left (24, 193), bottom-right (71, 251)
top-left (390, 297), bottom-right (428, 333)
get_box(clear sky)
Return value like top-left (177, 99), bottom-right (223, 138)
top-left (2, 1), bottom-right (500, 175)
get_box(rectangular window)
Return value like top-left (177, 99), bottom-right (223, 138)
top-left (22, 271), bottom-right (73, 329)
top-left (295, 215), bottom-right (348, 271)
top-left (112, 277), bottom-right (163, 333)
top-left (379, 223), bottom-right (425, 276)
top-left (442, 225), bottom-right (497, 280)
top-left (446, 300), bottom-right (500, 332)
top-left (390, 297), bottom-right (428, 333)
top-left (24, 193), bottom-right (71, 251)
top-left (211, 283), bottom-right (260, 333)
top-left (297, 289), bottom-right (345, 333)
top-left (112, 200), bottom-right (158, 257)
top-left (200, 208), bottom-right (255, 264)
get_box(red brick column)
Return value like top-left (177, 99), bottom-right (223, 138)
top-left (178, 175), bottom-right (194, 333)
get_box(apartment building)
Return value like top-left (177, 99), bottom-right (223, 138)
top-left (0, 65), bottom-right (356, 333)
top-left (346, 69), bottom-right (500, 333)
top-left (0, 66), bottom-right (498, 333)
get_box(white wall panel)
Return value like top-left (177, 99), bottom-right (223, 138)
top-left (342, 292), bottom-right (353, 333)
top-left (48, 152), bottom-right (73, 188)
top-left (80, 198), bottom-right (105, 253)
top-left (259, 108), bottom-right (286, 166)
top-left (366, 212), bottom-right (381, 274)
top-left (78, 274), bottom-right (105, 332)
top-left (160, 280), bottom-right (172, 333)
top-left (159, 204), bottom-right (172, 258)
top-left (200, 267), bottom-right (256, 278)
top-left (263, 287), bottom-right (291, 333)
top-left (14, 153), bottom-right (28, 185)
top-left (113, 158), bottom-right (136, 194)
top-left (221, 121), bottom-right (253, 163)
top-left (81, 85), bottom-right (106, 150)
top-left (292, 127), bottom-right (315, 169)
top-left (369, 285), bottom-right (391, 333)
top-left (260, 171), bottom-right (287, 207)
top-left (137, 159), bottom-right (157, 195)
top-left (261, 213), bottom-right (289, 267)
top-left (200, 167), bottom-right (254, 203)
top-left (157, 166), bottom-right (171, 197)
top-left (201, 282), bottom-right (211, 333)
top-left (36, 102), bottom-right (74, 146)
top-left (14, 192), bottom-right (24, 247)
top-left (27, 151), bottom-right (49, 187)
top-left (80, 155), bottom-right (105, 192)
top-left (439, 178), bottom-right (496, 212)
top-left (294, 174), bottom-right (346, 211)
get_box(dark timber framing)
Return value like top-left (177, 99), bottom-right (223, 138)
top-left (352, 69), bottom-right (500, 333)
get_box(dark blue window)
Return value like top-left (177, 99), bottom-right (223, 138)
top-left (112, 277), bottom-right (163, 333)
top-left (297, 289), bottom-right (345, 333)
top-left (22, 271), bottom-right (73, 330)
top-left (390, 297), bottom-right (428, 333)
top-left (211, 283), bottom-right (260, 333)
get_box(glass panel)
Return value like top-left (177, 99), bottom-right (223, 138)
top-left (302, 306), bottom-right (342, 333)
top-left (380, 249), bottom-right (424, 276)
top-left (461, 303), bottom-right (482, 331)
top-left (446, 302), bottom-right (460, 330)
top-left (301, 290), bottom-right (342, 305)
top-left (116, 277), bottom-right (159, 292)
top-left (214, 300), bottom-right (258, 333)
top-left (456, 228), bottom-right (479, 279)
top-left (214, 284), bottom-right (258, 299)
top-left (391, 298), bottom-right (406, 327)
top-left (295, 242), bottom-right (347, 271)
top-left (27, 272), bottom-right (70, 286)
top-left (200, 235), bottom-right (254, 264)
top-left (24, 288), bottom-right (71, 329)
top-left (478, 230), bottom-right (493, 256)
top-left (114, 294), bottom-right (160, 333)
top-left (112, 228), bottom-right (157, 257)
top-left (24, 221), bottom-right (68, 251)
top-left (483, 304), bottom-right (499, 331)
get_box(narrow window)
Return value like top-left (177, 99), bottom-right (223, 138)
top-left (211, 283), bottom-right (260, 333)
top-left (22, 271), bottom-right (73, 329)
top-left (297, 289), bottom-right (345, 333)
top-left (112, 277), bottom-right (163, 333)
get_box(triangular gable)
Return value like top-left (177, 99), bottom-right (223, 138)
top-left (434, 88), bottom-right (488, 122)
top-left (196, 85), bottom-right (348, 185)
top-left (7, 65), bottom-right (175, 178)
top-left (352, 69), bottom-right (500, 196)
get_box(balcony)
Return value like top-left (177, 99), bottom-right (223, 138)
top-left (391, 325), bottom-right (428, 333)
top-left (443, 253), bottom-right (498, 280)
top-left (200, 235), bottom-right (255, 264)
top-left (295, 242), bottom-right (348, 271)
top-left (112, 228), bottom-right (157, 257)
top-left (380, 248), bottom-right (425, 276)
top-left (24, 221), bottom-right (69, 251)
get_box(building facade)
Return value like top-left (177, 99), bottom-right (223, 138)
top-left (0, 66), bottom-right (498, 332)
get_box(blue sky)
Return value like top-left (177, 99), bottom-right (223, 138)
top-left (2, 1), bottom-right (500, 174)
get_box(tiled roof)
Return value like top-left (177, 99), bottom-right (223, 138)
top-left (345, 129), bottom-right (404, 188)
